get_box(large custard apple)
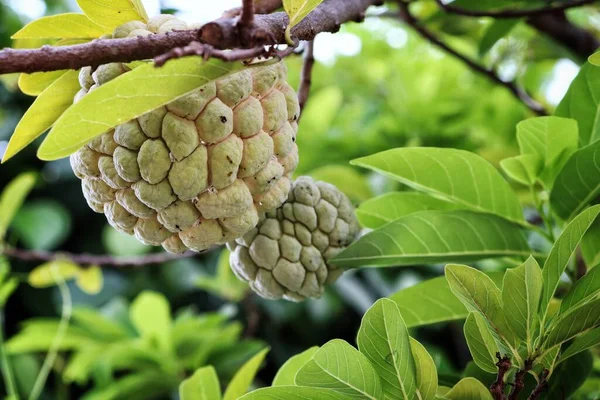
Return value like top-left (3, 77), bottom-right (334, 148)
top-left (227, 176), bottom-right (360, 301)
top-left (70, 16), bottom-right (301, 254)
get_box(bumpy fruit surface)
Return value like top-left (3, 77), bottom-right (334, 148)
top-left (70, 17), bottom-right (300, 254)
top-left (227, 176), bottom-right (360, 301)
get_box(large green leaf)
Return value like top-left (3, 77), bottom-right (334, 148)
top-left (273, 347), bottom-right (319, 387)
top-left (37, 58), bottom-right (250, 160)
top-left (0, 172), bottom-right (36, 240)
top-left (332, 210), bottom-right (530, 268)
top-left (555, 62), bottom-right (600, 146)
top-left (515, 116), bottom-right (578, 187)
top-left (357, 298), bottom-right (416, 400)
top-left (11, 13), bottom-right (106, 39)
top-left (2, 70), bottom-right (80, 162)
top-left (540, 205), bottom-right (600, 316)
top-left (179, 366), bottom-right (222, 400)
top-left (223, 347), bottom-right (270, 400)
top-left (558, 327), bottom-right (600, 364)
top-left (550, 140), bottom-right (600, 220)
top-left (356, 192), bottom-right (459, 229)
top-left (18, 70), bottom-right (67, 96)
top-left (501, 256), bottom-right (542, 346)
top-left (77, 0), bottom-right (147, 29)
top-left (559, 266), bottom-right (600, 315)
top-left (352, 148), bottom-right (524, 223)
top-left (463, 312), bottom-right (499, 374)
top-left (409, 338), bottom-right (437, 400)
top-left (295, 339), bottom-right (383, 399)
top-left (240, 387), bottom-right (348, 400)
top-left (388, 273), bottom-right (505, 328)
top-left (129, 291), bottom-right (172, 352)
top-left (544, 298), bottom-right (600, 348)
top-left (444, 378), bottom-right (493, 400)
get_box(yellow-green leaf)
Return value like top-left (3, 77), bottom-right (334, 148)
top-left (76, 265), bottom-right (103, 295)
top-left (28, 260), bottom-right (81, 288)
top-left (128, 0), bottom-right (149, 22)
top-left (77, 0), bottom-right (148, 29)
top-left (3, 70), bottom-right (80, 163)
top-left (283, 0), bottom-right (324, 42)
top-left (0, 172), bottom-right (37, 240)
top-left (18, 70), bottom-right (68, 96)
top-left (38, 58), bottom-right (251, 160)
top-left (223, 347), bottom-right (270, 400)
top-left (11, 13), bottom-right (106, 39)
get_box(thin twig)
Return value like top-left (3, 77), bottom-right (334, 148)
top-left (241, 0), bottom-right (256, 25)
top-left (0, 310), bottom-right (19, 400)
top-left (509, 359), bottom-right (533, 400)
top-left (396, 2), bottom-right (547, 116)
top-left (2, 246), bottom-right (198, 267)
top-left (434, 0), bottom-right (598, 18)
top-left (491, 353), bottom-right (511, 400)
top-left (528, 369), bottom-right (550, 400)
top-left (298, 40), bottom-right (315, 117)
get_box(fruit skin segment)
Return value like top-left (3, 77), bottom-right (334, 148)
top-left (69, 16), bottom-right (301, 253)
top-left (228, 176), bottom-right (360, 302)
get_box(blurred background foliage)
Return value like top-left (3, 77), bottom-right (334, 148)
top-left (0, 0), bottom-right (599, 399)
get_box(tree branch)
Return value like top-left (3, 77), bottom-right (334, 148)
top-left (528, 369), bottom-right (550, 400)
top-left (1, 246), bottom-right (198, 267)
top-left (298, 40), bottom-right (315, 116)
top-left (396, 2), bottom-right (548, 116)
top-left (434, 0), bottom-right (598, 18)
top-left (490, 353), bottom-right (511, 400)
top-left (241, 0), bottom-right (256, 26)
top-left (0, 0), bottom-right (381, 75)
top-left (509, 359), bottom-right (533, 400)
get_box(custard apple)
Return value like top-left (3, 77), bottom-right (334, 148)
top-left (227, 176), bottom-right (360, 301)
top-left (70, 17), bottom-right (301, 254)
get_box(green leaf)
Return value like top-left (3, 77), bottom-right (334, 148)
top-left (11, 13), bottom-right (105, 39)
top-left (283, 0), bottom-right (324, 41)
top-left (295, 339), bottom-right (383, 399)
top-left (589, 51), bottom-right (600, 66)
top-left (544, 297), bottom-right (600, 348)
top-left (75, 265), bottom-right (103, 295)
top-left (356, 192), bottom-right (459, 229)
top-left (273, 346), bottom-right (319, 387)
top-left (11, 200), bottom-right (72, 250)
top-left (444, 378), bottom-right (493, 400)
top-left (351, 147), bottom-right (524, 223)
top-left (7, 320), bottom-right (93, 353)
top-left (409, 338), bottom-right (438, 400)
top-left (240, 387), bottom-right (348, 400)
top-left (2, 70), bottom-right (80, 162)
top-left (501, 256), bottom-right (542, 346)
top-left (71, 308), bottom-right (128, 340)
top-left (308, 165), bottom-right (373, 203)
top-left (27, 260), bottom-right (81, 287)
top-left (463, 312), bottom-right (499, 374)
top-left (540, 205), bottom-right (600, 316)
top-left (81, 371), bottom-right (173, 400)
top-left (0, 172), bottom-right (36, 240)
top-left (499, 154), bottom-right (542, 186)
top-left (549, 140), bottom-right (600, 220)
top-left (560, 266), bottom-right (600, 314)
top-left (555, 63), bottom-right (600, 145)
top-left (129, 291), bottom-right (172, 352)
top-left (18, 70), bottom-right (67, 96)
top-left (515, 116), bottom-right (579, 188)
top-left (581, 218), bottom-right (600, 268)
top-left (558, 327), bottom-right (600, 364)
top-left (357, 298), bottom-right (416, 400)
top-left (197, 248), bottom-right (247, 302)
top-left (223, 347), bottom-right (270, 400)
top-left (478, 19), bottom-right (520, 57)
top-left (0, 277), bottom-right (19, 307)
top-left (546, 350), bottom-right (593, 399)
top-left (180, 366), bottom-right (222, 400)
top-left (445, 264), bottom-right (513, 350)
top-left (389, 273), bottom-right (505, 328)
top-left (77, 0), bottom-right (147, 29)
top-left (37, 58), bottom-right (249, 160)
top-left (332, 210), bottom-right (530, 268)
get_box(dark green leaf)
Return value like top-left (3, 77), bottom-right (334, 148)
top-left (479, 19), bottom-right (520, 57)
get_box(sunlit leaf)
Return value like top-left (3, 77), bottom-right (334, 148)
top-left (409, 338), bottom-right (437, 400)
top-left (129, 291), bottom-right (172, 352)
top-left (444, 378), bottom-right (493, 400)
top-left (2, 70), bottom-right (79, 163)
top-left (499, 154), bottom-right (541, 186)
top-left (180, 366), bottom-right (221, 400)
top-left (478, 19), bottom-right (520, 57)
top-left (332, 210), bottom-right (530, 268)
top-left (18, 70), bottom-right (67, 96)
top-left (11, 13), bottom-right (106, 39)
top-left (560, 266), bottom-right (600, 315)
top-left (273, 347), bottom-right (318, 387)
top-left (75, 265), bottom-right (103, 295)
top-left (283, 0), bottom-right (324, 42)
top-left (464, 312), bottom-right (499, 374)
top-left (240, 387), bottom-right (348, 399)
top-left (38, 58), bottom-right (250, 160)
top-left (77, 0), bottom-right (147, 29)
top-left (27, 260), bottom-right (80, 288)
top-left (544, 298), bottom-right (600, 348)
top-left (0, 172), bottom-right (37, 240)
top-left (223, 347), bottom-right (270, 400)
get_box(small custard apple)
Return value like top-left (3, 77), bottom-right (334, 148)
top-left (227, 176), bottom-right (360, 302)
top-left (70, 16), bottom-right (301, 254)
